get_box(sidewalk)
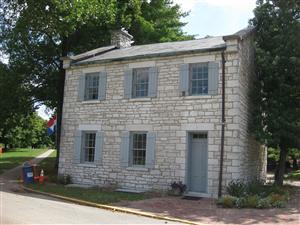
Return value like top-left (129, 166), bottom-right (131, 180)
top-left (115, 182), bottom-right (300, 225)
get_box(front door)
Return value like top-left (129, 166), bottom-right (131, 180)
top-left (188, 133), bottom-right (208, 193)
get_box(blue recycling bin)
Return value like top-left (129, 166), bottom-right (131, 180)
top-left (22, 162), bottom-right (34, 184)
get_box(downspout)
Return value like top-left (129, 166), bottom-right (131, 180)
top-left (218, 51), bottom-right (226, 198)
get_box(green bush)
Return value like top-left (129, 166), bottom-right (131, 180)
top-left (246, 195), bottom-right (260, 208)
top-left (235, 197), bottom-right (247, 208)
top-left (269, 193), bottom-right (287, 208)
top-left (257, 197), bottom-right (271, 209)
top-left (226, 180), bottom-right (247, 197)
top-left (217, 195), bottom-right (237, 208)
top-left (218, 179), bottom-right (290, 209)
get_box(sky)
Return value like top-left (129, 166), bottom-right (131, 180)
top-left (38, 0), bottom-right (257, 120)
top-left (174, 0), bottom-right (256, 37)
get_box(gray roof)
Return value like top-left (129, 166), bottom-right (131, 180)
top-left (69, 27), bottom-right (254, 66)
top-left (73, 36), bottom-right (225, 66)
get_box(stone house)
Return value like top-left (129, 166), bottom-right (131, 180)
top-left (59, 28), bottom-right (267, 198)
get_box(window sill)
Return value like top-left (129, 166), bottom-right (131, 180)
top-left (126, 167), bottom-right (149, 172)
top-left (181, 95), bottom-right (214, 100)
top-left (81, 100), bottom-right (102, 104)
top-left (128, 98), bottom-right (152, 102)
top-left (76, 163), bottom-right (97, 168)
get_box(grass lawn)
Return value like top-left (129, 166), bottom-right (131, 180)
top-left (27, 184), bottom-right (149, 205)
top-left (38, 150), bottom-right (57, 182)
top-left (0, 148), bottom-right (48, 174)
top-left (27, 150), bottom-right (149, 205)
top-left (286, 170), bottom-right (300, 180)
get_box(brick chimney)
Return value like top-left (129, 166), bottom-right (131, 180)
top-left (111, 28), bottom-right (133, 48)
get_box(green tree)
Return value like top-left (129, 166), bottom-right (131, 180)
top-left (0, 63), bottom-right (33, 149)
top-left (250, 0), bottom-right (300, 185)
top-left (8, 113), bottom-right (54, 148)
top-left (0, 0), bottom-right (192, 166)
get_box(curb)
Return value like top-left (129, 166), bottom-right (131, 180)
top-left (22, 186), bottom-right (202, 225)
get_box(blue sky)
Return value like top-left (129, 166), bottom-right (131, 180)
top-left (38, 0), bottom-right (257, 120)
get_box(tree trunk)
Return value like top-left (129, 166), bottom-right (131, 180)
top-left (274, 144), bottom-right (288, 186)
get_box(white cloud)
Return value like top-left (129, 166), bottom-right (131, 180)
top-left (174, 0), bottom-right (256, 11)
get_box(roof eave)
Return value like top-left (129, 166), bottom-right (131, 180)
top-left (71, 45), bottom-right (227, 67)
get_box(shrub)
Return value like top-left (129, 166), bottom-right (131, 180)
top-left (257, 197), bottom-right (271, 209)
top-left (170, 181), bottom-right (186, 196)
top-left (235, 197), bottom-right (247, 208)
top-left (269, 193), bottom-right (287, 208)
top-left (246, 195), bottom-right (260, 208)
top-left (226, 180), bottom-right (247, 197)
top-left (219, 179), bottom-right (290, 209)
top-left (218, 195), bottom-right (237, 208)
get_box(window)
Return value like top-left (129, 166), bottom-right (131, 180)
top-left (189, 63), bottom-right (208, 95)
top-left (132, 68), bottom-right (149, 98)
top-left (85, 73), bottom-right (99, 100)
top-left (131, 132), bottom-right (147, 166)
top-left (192, 133), bottom-right (207, 139)
top-left (82, 132), bottom-right (96, 162)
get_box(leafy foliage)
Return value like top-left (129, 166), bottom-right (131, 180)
top-left (250, 0), bottom-right (300, 185)
top-left (0, 0), bottom-right (193, 109)
top-left (0, 63), bottom-right (33, 148)
top-left (219, 179), bottom-right (290, 208)
top-left (7, 113), bottom-right (54, 148)
top-left (226, 180), bottom-right (247, 197)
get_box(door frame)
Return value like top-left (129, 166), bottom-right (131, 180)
top-left (186, 131), bottom-right (209, 194)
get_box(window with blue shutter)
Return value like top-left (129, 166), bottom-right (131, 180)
top-left (146, 132), bottom-right (156, 168)
top-left (84, 73), bottom-right (100, 100)
top-left (124, 67), bottom-right (158, 99)
top-left (180, 62), bottom-right (219, 96)
top-left (148, 67), bottom-right (158, 97)
top-left (78, 71), bottom-right (107, 101)
top-left (179, 64), bottom-right (189, 96)
top-left (98, 72), bottom-right (107, 100)
top-left (124, 69), bottom-right (133, 99)
top-left (189, 63), bottom-right (209, 95)
top-left (208, 62), bottom-right (219, 95)
top-left (74, 130), bottom-right (82, 163)
top-left (120, 131), bottom-right (156, 168)
top-left (120, 131), bottom-right (130, 167)
top-left (73, 130), bottom-right (104, 164)
top-left (94, 131), bottom-right (104, 164)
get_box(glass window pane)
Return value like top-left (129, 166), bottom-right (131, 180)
top-left (132, 68), bottom-right (149, 98)
top-left (189, 63), bottom-right (208, 95)
top-left (85, 73), bottom-right (99, 100)
top-left (132, 133), bottom-right (147, 166)
top-left (83, 132), bottom-right (96, 162)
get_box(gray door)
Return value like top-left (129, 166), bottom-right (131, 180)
top-left (188, 133), bottom-right (208, 193)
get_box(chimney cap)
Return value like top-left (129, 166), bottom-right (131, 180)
top-left (112, 28), bottom-right (133, 39)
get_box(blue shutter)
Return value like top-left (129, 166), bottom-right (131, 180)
top-left (94, 131), bottom-right (104, 164)
top-left (208, 62), bottom-right (219, 95)
top-left (148, 67), bottom-right (158, 97)
top-left (120, 131), bottom-right (130, 167)
top-left (179, 64), bottom-right (189, 96)
top-left (78, 74), bottom-right (86, 101)
top-left (98, 72), bottom-right (107, 100)
top-left (74, 130), bottom-right (82, 163)
top-left (146, 132), bottom-right (156, 168)
top-left (124, 69), bottom-right (133, 99)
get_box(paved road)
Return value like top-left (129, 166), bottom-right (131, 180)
top-left (0, 150), bottom-right (182, 225)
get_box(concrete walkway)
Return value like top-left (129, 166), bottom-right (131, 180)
top-left (0, 150), bottom-right (182, 225)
